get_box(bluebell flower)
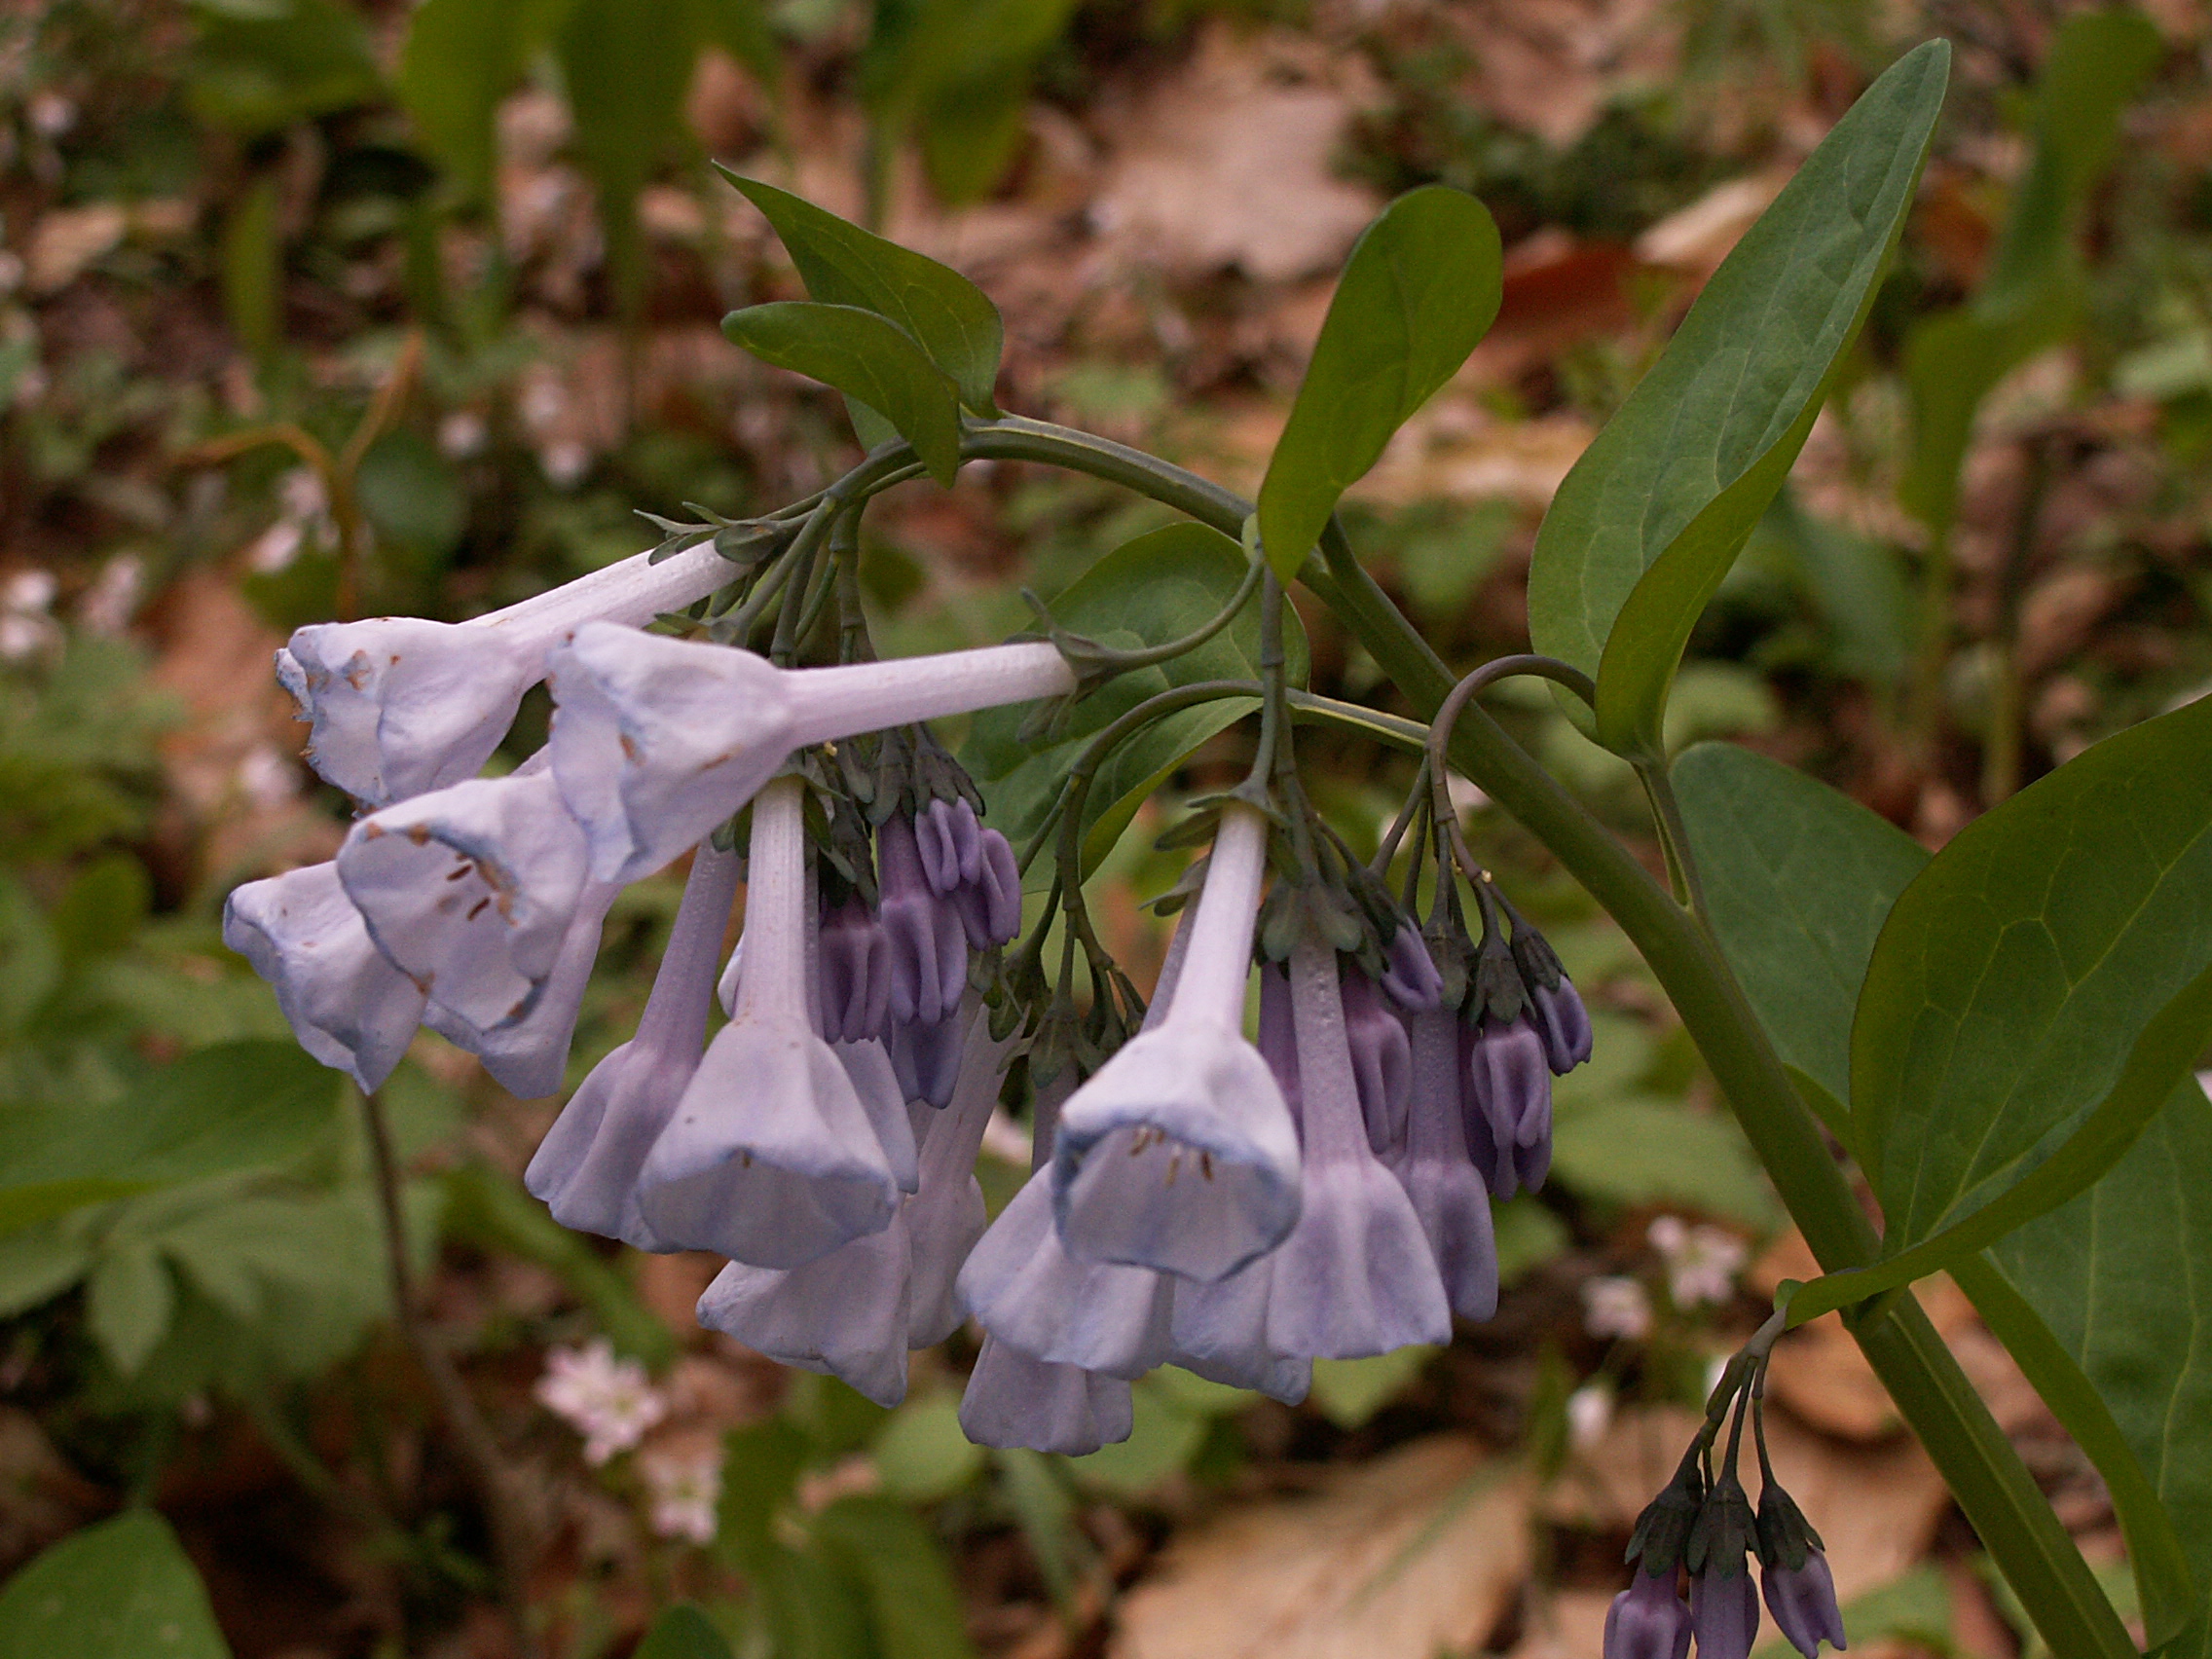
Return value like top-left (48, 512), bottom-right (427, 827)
top-left (1603, 1568), bottom-right (1693, 1659)
top-left (1392, 1006), bottom-right (1499, 1321)
top-left (1464, 1015), bottom-right (1553, 1198)
top-left (958, 1334), bottom-right (1133, 1456)
top-left (1052, 803), bottom-right (1302, 1281)
top-left (423, 877), bottom-right (618, 1098)
top-left (528, 844), bottom-right (741, 1245)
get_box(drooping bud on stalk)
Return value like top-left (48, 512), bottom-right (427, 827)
top-left (1340, 967), bottom-right (1412, 1155)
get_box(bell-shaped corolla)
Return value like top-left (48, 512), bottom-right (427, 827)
top-left (527, 844), bottom-right (740, 1243)
top-left (1761, 1551), bottom-right (1846, 1659)
top-left (1256, 933), bottom-right (1451, 1359)
top-left (1394, 1008), bottom-right (1499, 1321)
top-left (1052, 804), bottom-right (1301, 1282)
top-left (1689, 1567), bottom-right (1761, 1659)
top-left (222, 861), bottom-right (425, 1091)
top-left (282, 539), bottom-right (736, 806)
top-left (1464, 1015), bottom-right (1553, 1199)
top-left (1603, 1567), bottom-right (1695, 1659)
top-left (958, 1334), bottom-right (1133, 1456)
top-left (1530, 977), bottom-right (1594, 1076)
top-left (696, 1226), bottom-right (914, 1408)
top-left (336, 765), bottom-right (590, 1033)
top-left (546, 625), bottom-right (1074, 883)
top-left (637, 777), bottom-right (902, 1269)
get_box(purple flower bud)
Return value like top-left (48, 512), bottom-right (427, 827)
top-left (1464, 1016), bottom-right (1552, 1199)
top-left (1379, 926), bottom-right (1443, 1013)
top-left (1340, 969), bottom-right (1411, 1155)
top-left (1531, 977), bottom-right (1594, 1075)
top-left (887, 1012), bottom-right (965, 1109)
top-left (1762, 1550), bottom-right (1846, 1657)
top-left (818, 897), bottom-right (891, 1044)
top-left (1396, 1009), bottom-right (1498, 1320)
top-left (946, 826), bottom-right (1022, 949)
top-left (1691, 1567), bottom-right (1761, 1659)
top-left (1603, 1568), bottom-right (1693, 1659)
top-left (877, 814), bottom-right (969, 1027)
top-left (914, 796), bottom-right (982, 895)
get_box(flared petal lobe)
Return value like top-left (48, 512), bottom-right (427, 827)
top-left (1761, 1552), bottom-right (1847, 1657)
top-left (958, 1335), bottom-right (1133, 1456)
top-left (424, 880), bottom-right (618, 1098)
top-left (222, 862), bottom-right (424, 1091)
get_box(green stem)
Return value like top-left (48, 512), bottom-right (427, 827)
top-left (931, 414), bottom-right (2132, 1659)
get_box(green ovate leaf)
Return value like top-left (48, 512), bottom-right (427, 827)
top-left (397, 0), bottom-right (574, 202)
top-left (636, 1604), bottom-right (736, 1659)
top-left (187, 0), bottom-right (385, 136)
top-left (0, 1511), bottom-right (231, 1659)
top-left (860, 0), bottom-right (1077, 204)
top-left (1256, 187), bottom-right (1501, 581)
top-left (1526, 41), bottom-right (1948, 757)
top-left (1899, 9), bottom-right (2160, 542)
top-left (964, 523), bottom-right (1309, 876)
top-left (556, 0), bottom-right (702, 314)
top-left (722, 302), bottom-right (964, 486)
top-left (0, 1041), bottom-right (342, 1234)
top-left (1674, 742), bottom-right (1930, 1118)
top-left (810, 1495), bottom-right (978, 1659)
top-left (1853, 694), bottom-right (2212, 1252)
top-left (724, 172), bottom-right (1004, 416)
top-left (1671, 740), bottom-right (2194, 1633)
top-left (1550, 1097), bottom-right (1779, 1229)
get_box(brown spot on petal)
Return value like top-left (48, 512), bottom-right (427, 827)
top-left (508, 997), bottom-right (531, 1020)
top-left (360, 822), bottom-right (387, 840)
top-left (467, 897), bottom-right (491, 920)
top-left (445, 863), bottom-right (472, 881)
top-left (619, 734), bottom-right (640, 762)
top-left (406, 825), bottom-right (430, 845)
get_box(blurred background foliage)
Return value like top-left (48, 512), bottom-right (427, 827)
top-left (0, 0), bottom-right (2207, 1653)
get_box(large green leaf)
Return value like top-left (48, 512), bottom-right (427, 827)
top-left (964, 523), bottom-right (1308, 874)
top-left (0, 1042), bottom-right (341, 1234)
top-left (397, 0), bottom-right (574, 201)
top-left (1550, 1096), bottom-right (1778, 1228)
top-left (724, 173), bottom-right (1003, 417)
top-left (1526, 42), bottom-right (1947, 758)
top-left (722, 302), bottom-right (964, 486)
top-left (556, 0), bottom-right (702, 313)
top-left (1853, 694), bottom-right (2212, 1251)
top-left (1256, 187), bottom-right (1501, 581)
top-left (187, 0), bottom-right (385, 136)
top-left (1985, 1094), bottom-right (2212, 1650)
top-left (1674, 742), bottom-right (1929, 1116)
top-left (0, 1510), bottom-right (230, 1659)
top-left (636, 1604), bottom-right (736, 1659)
top-left (1899, 9), bottom-right (2160, 542)
top-left (811, 1496), bottom-right (977, 1659)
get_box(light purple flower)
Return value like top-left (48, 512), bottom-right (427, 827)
top-left (834, 1037), bottom-right (921, 1194)
top-left (1603, 1568), bottom-right (1694, 1659)
top-left (1464, 1015), bottom-right (1553, 1199)
top-left (1255, 932), bottom-right (1450, 1359)
top-left (915, 797), bottom-right (1023, 948)
top-left (637, 776), bottom-right (902, 1269)
top-left (424, 879), bottom-right (619, 1098)
top-left (335, 765), bottom-right (590, 1032)
top-left (886, 1012), bottom-right (965, 1109)
top-left (904, 1003), bottom-right (1016, 1346)
top-left (1762, 1550), bottom-right (1846, 1657)
top-left (1691, 1567), bottom-right (1761, 1659)
top-left (1393, 1007), bottom-right (1499, 1321)
top-left (281, 539), bottom-right (736, 806)
top-left (1379, 925), bottom-right (1443, 1013)
top-left (877, 814), bottom-right (967, 1028)
top-left (527, 844), bottom-right (741, 1242)
top-left (1531, 977), bottom-right (1594, 1075)
top-left (546, 624), bottom-right (1074, 882)
top-left (222, 861), bottom-right (425, 1091)
top-left (1167, 1265), bottom-right (1311, 1403)
top-left (958, 1333), bottom-right (1133, 1456)
top-left (1340, 968), bottom-right (1411, 1155)
top-left (1052, 804), bottom-right (1301, 1281)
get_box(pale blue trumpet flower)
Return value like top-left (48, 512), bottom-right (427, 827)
top-left (424, 877), bottom-right (619, 1099)
top-left (637, 776), bottom-right (903, 1269)
top-left (1052, 803), bottom-right (1301, 1281)
top-left (527, 843), bottom-right (742, 1243)
top-left (279, 539), bottom-right (736, 807)
top-left (545, 625), bottom-right (1074, 882)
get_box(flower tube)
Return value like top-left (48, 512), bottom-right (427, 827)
top-left (1259, 932), bottom-right (1451, 1358)
top-left (637, 776), bottom-right (901, 1268)
top-left (547, 624), bottom-right (1075, 882)
top-left (222, 861), bottom-right (425, 1091)
top-left (1395, 1007), bottom-right (1499, 1321)
top-left (1052, 804), bottom-right (1301, 1281)
top-left (336, 765), bottom-right (590, 1032)
top-left (527, 844), bottom-right (741, 1243)
top-left (281, 540), bottom-right (738, 805)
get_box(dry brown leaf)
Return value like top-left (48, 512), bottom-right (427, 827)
top-left (1109, 1437), bottom-right (1530, 1659)
top-left (1633, 172), bottom-right (1790, 273)
top-left (1088, 25), bottom-right (1382, 283)
top-left (1509, 1587), bottom-right (1616, 1659)
top-left (27, 203), bottom-right (127, 294)
top-left (1446, 0), bottom-right (1674, 149)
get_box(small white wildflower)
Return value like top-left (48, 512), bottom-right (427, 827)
top-left (540, 441), bottom-right (591, 489)
top-left (1581, 1275), bottom-right (1653, 1342)
top-left (4, 570), bottom-right (56, 613)
top-left (1648, 1215), bottom-right (1748, 1309)
top-left (639, 1442), bottom-right (723, 1544)
top-left (77, 553), bottom-right (141, 634)
top-left (1567, 1381), bottom-right (1614, 1451)
top-left (0, 569), bottom-right (58, 662)
top-left (535, 1339), bottom-right (667, 1465)
top-left (28, 92), bottom-right (76, 138)
top-left (438, 409), bottom-right (488, 459)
